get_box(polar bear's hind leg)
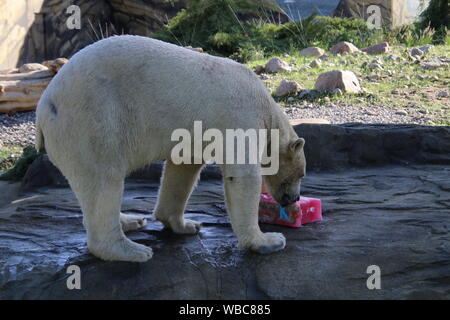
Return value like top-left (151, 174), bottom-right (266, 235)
top-left (154, 161), bottom-right (203, 234)
top-left (72, 175), bottom-right (153, 262)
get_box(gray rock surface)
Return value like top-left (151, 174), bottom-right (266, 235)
top-left (1, 124), bottom-right (449, 299)
top-left (0, 165), bottom-right (449, 299)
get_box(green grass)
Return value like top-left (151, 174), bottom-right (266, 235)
top-left (246, 43), bottom-right (450, 119)
top-left (0, 145), bottom-right (23, 172)
top-left (0, 145), bottom-right (39, 181)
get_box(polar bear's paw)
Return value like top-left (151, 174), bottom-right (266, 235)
top-left (250, 232), bottom-right (286, 254)
top-left (88, 237), bottom-right (153, 262)
top-left (159, 217), bottom-right (202, 235)
top-left (174, 219), bottom-right (202, 234)
top-left (120, 213), bottom-right (147, 232)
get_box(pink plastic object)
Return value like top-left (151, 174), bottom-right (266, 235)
top-left (258, 193), bottom-right (322, 228)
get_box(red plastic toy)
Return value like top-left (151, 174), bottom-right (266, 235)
top-left (258, 193), bottom-right (322, 228)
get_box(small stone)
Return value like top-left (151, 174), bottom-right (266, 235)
top-left (309, 59), bottom-right (322, 68)
top-left (437, 90), bottom-right (449, 98)
top-left (298, 89), bottom-right (311, 99)
top-left (254, 65), bottom-right (265, 74)
top-left (385, 54), bottom-right (400, 61)
top-left (265, 57), bottom-right (291, 73)
top-left (42, 58), bottom-right (68, 73)
top-left (315, 70), bottom-right (361, 93)
top-left (331, 88), bottom-right (343, 96)
top-left (362, 42), bottom-right (390, 54)
top-left (368, 62), bottom-right (383, 70)
top-left (274, 79), bottom-right (302, 97)
top-left (300, 46), bottom-right (325, 57)
top-left (419, 44), bottom-right (432, 53)
top-left (330, 41), bottom-right (360, 55)
top-left (185, 46), bottom-right (204, 53)
top-left (411, 47), bottom-right (423, 56)
top-left (395, 110), bottom-right (408, 116)
top-left (421, 60), bottom-right (445, 70)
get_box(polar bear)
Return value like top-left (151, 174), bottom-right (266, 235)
top-left (35, 35), bottom-right (306, 262)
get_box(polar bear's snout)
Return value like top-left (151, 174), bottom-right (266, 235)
top-left (264, 137), bottom-right (306, 207)
top-left (280, 192), bottom-right (301, 207)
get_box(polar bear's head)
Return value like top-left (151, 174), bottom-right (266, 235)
top-left (263, 137), bottom-right (306, 207)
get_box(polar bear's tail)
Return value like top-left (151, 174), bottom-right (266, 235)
top-left (35, 98), bottom-right (48, 152)
top-left (35, 122), bottom-right (44, 152)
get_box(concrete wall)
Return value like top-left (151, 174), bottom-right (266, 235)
top-left (0, 0), bottom-right (44, 70)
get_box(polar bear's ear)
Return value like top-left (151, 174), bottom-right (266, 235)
top-left (289, 138), bottom-right (305, 153)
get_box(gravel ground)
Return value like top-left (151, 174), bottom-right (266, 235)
top-left (0, 111), bottom-right (36, 147)
top-left (0, 106), bottom-right (447, 148)
top-left (284, 102), bottom-right (447, 125)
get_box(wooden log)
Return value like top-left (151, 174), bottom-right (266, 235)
top-left (0, 101), bottom-right (38, 114)
top-left (0, 78), bottom-right (51, 92)
top-left (0, 70), bottom-right (54, 81)
top-left (0, 89), bottom-right (44, 102)
top-left (0, 78), bottom-right (51, 114)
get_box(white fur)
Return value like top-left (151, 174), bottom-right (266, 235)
top-left (36, 35), bottom-right (305, 262)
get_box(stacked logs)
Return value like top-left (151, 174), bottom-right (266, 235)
top-left (0, 58), bottom-right (68, 114)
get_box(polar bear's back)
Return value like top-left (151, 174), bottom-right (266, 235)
top-left (37, 35), bottom-right (283, 172)
top-left (50, 35), bottom-right (273, 127)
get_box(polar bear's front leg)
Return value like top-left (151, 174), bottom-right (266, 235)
top-left (224, 174), bottom-right (286, 254)
top-left (154, 161), bottom-right (203, 234)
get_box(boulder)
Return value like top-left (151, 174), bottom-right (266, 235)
top-left (329, 41), bottom-right (360, 55)
top-left (362, 42), bottom-right (390, 54)
top-left (274, 79), bottom-right (301, 97)
top-left (300, 46), bottom-right (325, 57)
top-left (264, 57), bottom-right (291, 73)
top-left (315, 70), bottom-right (361, 93)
